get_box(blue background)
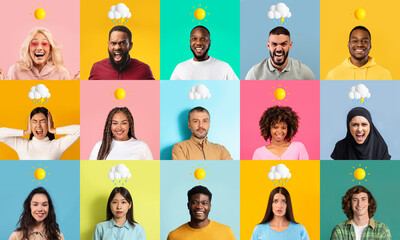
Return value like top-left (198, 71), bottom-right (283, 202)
top-left (240, 0), bottom-right (320, 79)
top-left (320, 81), bottom-right (400, 160)
top-left (320, 161), bottom-right (400, 239)
top-left (160, 80), bottom-right (240, 160)
top-left (160, 161), bottom-right (240, 239)
top-left (0, 160), bottom-right (80, 239)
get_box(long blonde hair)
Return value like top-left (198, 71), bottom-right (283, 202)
top-left (18, 27), bottom-right (66, 71)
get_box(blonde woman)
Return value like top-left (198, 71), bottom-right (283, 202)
top-left (5, 27), bottom-right (77, 80)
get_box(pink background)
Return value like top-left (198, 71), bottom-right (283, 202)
top-left (240, 81), bottom-right (320, 160)
top-left (0, 0), bottom-right (80, 76)
top-left (80, 81), bottom-right (160, 160)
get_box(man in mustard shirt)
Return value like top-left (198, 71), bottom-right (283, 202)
top-left (326, 26), bottom-right (392, 80)
top-left (172, 106), bottom-right (232, 160)
top-left (167, 186), bottom-right (235, 240)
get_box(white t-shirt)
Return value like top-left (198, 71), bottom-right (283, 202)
top-left (170, 57), bottom-right (239, 80)
top-left (89, 138), bottom-right (153, 160)
top-left (352, 221), bottom-right (368, 240)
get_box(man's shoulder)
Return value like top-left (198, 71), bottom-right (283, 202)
top-left (92, 58), bottom-right (111, 68)
top-left (289, 58), bottom-right (314, 77)
top-left (130, 58), bottom-right (151, 68)
top-left (168, 223), bottom-right (190, 238)
top-left (210, 220), bottom-right (233, 231)
top-left (250, 58), bottom-right (269, 71)
top-left (173, 139), bottom-right (191, 148)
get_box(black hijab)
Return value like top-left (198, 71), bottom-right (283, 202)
top-left (331, 107), bottom-right (390, 160)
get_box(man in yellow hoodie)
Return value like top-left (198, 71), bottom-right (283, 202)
top-left (326, 26), bottom-right (392, 80)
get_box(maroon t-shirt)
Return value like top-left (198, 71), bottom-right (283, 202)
top-left (89, 58), bottom-right (155, 80)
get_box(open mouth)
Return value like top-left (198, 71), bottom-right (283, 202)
top-left (274, 52), bottom-right (284, 61)
top-left (356, 133), bottom-right (365, 141)
top-left (115, 130), bottom-right (124, 135)
top-left (114, 52), bottom-right (122, 62)
top-left (34, 52), bottom-right (45, 60)
top-left (36, 130), bottom-right (43, 137)
top-left (194, 46), bottom-right (204, 54)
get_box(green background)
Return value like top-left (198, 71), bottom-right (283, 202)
top-left (160, 0), bottom-right (240, 80)
top-left (321, 161), bottom-right (400, 239)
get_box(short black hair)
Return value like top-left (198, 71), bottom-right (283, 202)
top-left (349, 26), bottom-right (371, 40)
top-left (188, 106), bottom-right (210, 121)
top-left (187, 185), bottom-right (212, 202)
top-left (109, 25), bottom-right (132, 43)
top-left (191, 25), bottom-right (210, 38)
top-left (269, 26), bottom-right (290, 38)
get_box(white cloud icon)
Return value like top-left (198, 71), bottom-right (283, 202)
top-left (108, 3), bottom-right (132, 20)
top-left (268, 164), bottom-right (291, 180)
top-left (268, 3), bottom-right (291, 20)
top-left (28, 84), bottom-right (51, 100)
top-left (108, 164), bottom-right (132, 180)
top-left (188, 84), bottom-right (211, 100)
top-left (348, 84), bottom-right (371, 100)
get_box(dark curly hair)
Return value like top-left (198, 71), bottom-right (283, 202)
top-left (15, 187), bottom-right (62, 240)
top-left (187, 185), bottom-right (212, 203)
top-left (342, 185), bottom-right (376, 219)
top-left (259, 106), bottom-right (299, 142)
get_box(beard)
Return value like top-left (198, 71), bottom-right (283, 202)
top-left (190, 44), bottom-right (211, 61)
top-left (108, 51), bottom-right (130, 70)
top-left (269, 49), bottom-right (289, 66)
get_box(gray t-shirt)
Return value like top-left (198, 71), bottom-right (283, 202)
top-left (245, 57), bottom-right (315, 80)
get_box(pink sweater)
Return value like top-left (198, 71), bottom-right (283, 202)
top-left (252, 141), bottom-right (309, 160)
top-left (7, 62), bottom-right (71, 80)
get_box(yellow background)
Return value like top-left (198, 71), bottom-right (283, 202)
top-left (80, 161), bottom-right (160, 240)
top-left (321, 1), bottom-right (400, 79)
top-left (80, 0), bottom-right (160, 79)
top-left (0, 81), bottom-right (80, 160)
top-left (240, 161), bottom-right (320, 240)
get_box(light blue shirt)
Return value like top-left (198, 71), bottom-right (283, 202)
top-left (92, 218), bottom-right (146, 240)
top-left (251, 222), bottom-right (309, 240)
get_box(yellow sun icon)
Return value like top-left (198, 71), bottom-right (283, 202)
top-left (111, 86), bottom-right (130, 104)
top-left (190, 164), bottom-right (210, 184)
top-left (30, 164), bottom-right (50, 184)
top-left (190, 4), bottom-right (210, 24)
top-left (349, 164), bottom-right (370, 184)
top-left (30, 5), bottom-right (49, 24)
top-left (270, 84), bottom-right (290, 104)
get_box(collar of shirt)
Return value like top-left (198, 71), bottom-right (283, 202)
top-left (28, 227), bottom-right (46, 237)
top-left (267, 57), bottom-right (292, 73)
top-left (345, 218), bottom-right (376, 230)
top-left (190, 135), bottom-right (209, 146)
top-left (108, 218), bottom-right (131, 230)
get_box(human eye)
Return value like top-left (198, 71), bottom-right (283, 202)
top-left (271, 43), bottom-right (277, 47)
top-left (41, 42), bottom-right (49, 47)
top-left (30, 41), bottom-right (39, 47)
top-left (282, 200), bottom-right (287, 204)
top-left (111, 42), bottom-right (117, 46)
top-left (119, 41), bottom-right (126, 46)
top-left (273, 200), bottom-right (278, 203)
top-left (281, 42), bottom-right (287, 46)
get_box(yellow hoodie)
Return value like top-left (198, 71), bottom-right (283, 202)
top-left (326, 57), bottom-right (392, 80)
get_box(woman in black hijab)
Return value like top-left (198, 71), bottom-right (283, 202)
top-left (331, 107), bottom-right (390, 160)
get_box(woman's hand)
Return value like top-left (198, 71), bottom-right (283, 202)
top-left (0, 68), bottom-right (6, 80)
top-left (48, 112), bottom-right (56, 134)
top-left (23, 114), bottom-right (32, 136)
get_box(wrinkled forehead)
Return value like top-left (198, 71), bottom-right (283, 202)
top-left (109, 30), bottom-right (129, 42)
top-left (31, 113), bottom-right (47, 121)
top-left (189, 111), bottom-right (210, 121)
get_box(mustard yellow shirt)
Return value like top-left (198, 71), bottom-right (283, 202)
top-left (326, 57), bottom-right (392, 80)
top-left (172, 135), bottom-right (232, 160)
top-left (167, 220), bottom-right (235, 240)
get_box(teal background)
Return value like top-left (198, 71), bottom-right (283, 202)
top-left (0, 160), bottom-right (80, 239)
top-left (320, 161), bottom-right (400, 239)
top-left (160, 0), bottom-right (240, 80)
top-left (160, 161), bottom-right (240, 239)
top-left (160, 80), bottom-right (240, 160)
